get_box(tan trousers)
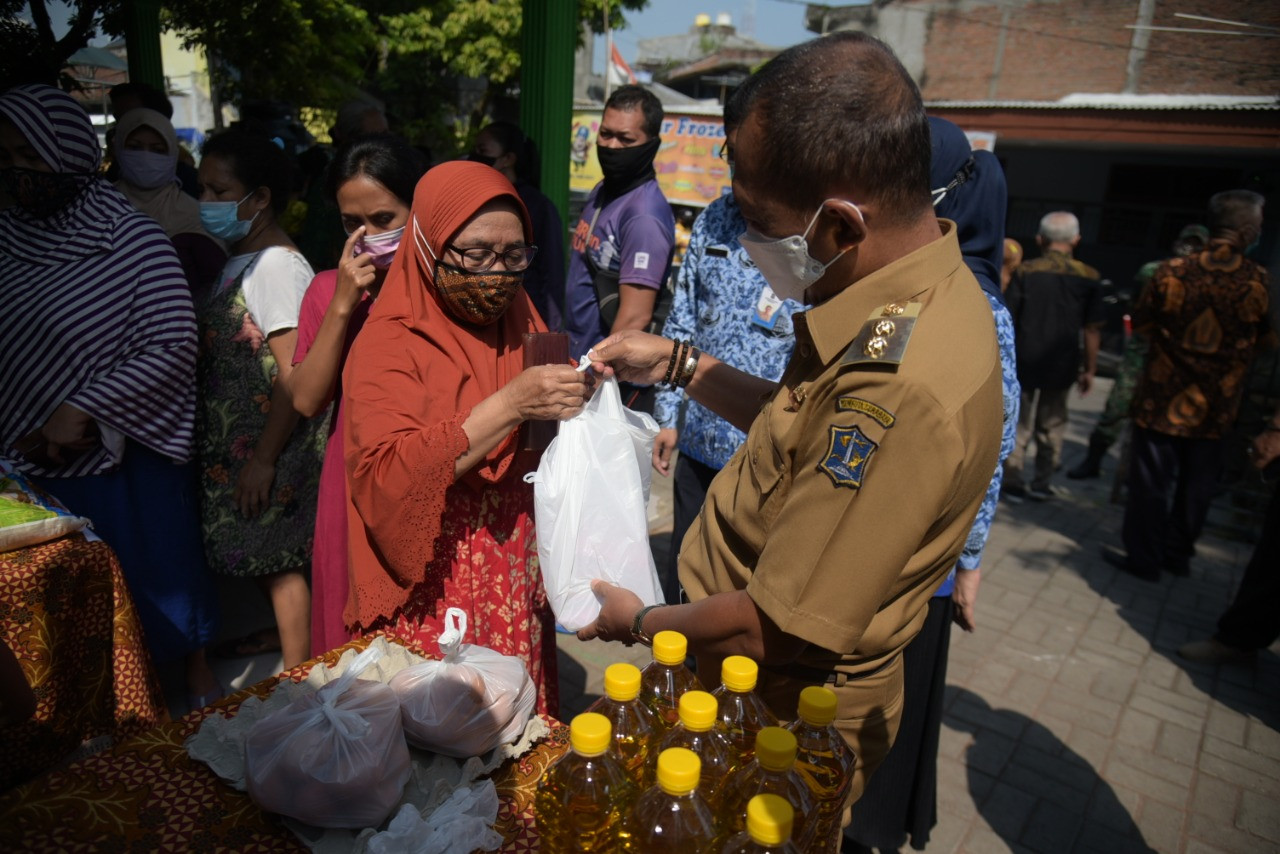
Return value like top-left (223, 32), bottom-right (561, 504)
top-left (1005, 386), bottom-right (1070, 491)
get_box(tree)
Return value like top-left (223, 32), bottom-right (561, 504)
top-left (0, 0), bottom-right (115, 91)
top-left (164, 0), bottom-right (375, 109)
top-left (378, 0), bottom-right (647, 145)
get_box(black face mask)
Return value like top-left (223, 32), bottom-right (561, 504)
top-left (466, 152), bottom-right (497, 168)
top-left (0, 166), bottom-right (88, 220)
top-left (597, 137), bottom-right (660, 196)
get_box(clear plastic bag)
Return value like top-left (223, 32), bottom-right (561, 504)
top-left (389, 608), bottom-right (537, 758)
top-left (525, 374), bottom-right (665, 630)
top-left (243, 644), bottom-right (412, 829)
top-left (364, 783), bottom-right (504, 854)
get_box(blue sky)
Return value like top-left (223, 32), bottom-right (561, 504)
top-left (602, 0), bottom-right (818, 66)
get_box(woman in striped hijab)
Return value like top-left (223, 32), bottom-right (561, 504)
top-left (0, 84), bottom-right (221, 710)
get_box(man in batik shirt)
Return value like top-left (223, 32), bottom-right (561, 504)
top-left (1105, 190), bottom-right (1274, 580)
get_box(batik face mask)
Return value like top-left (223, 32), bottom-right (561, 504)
top-left (416, 216), bottom-right (523, 325)
top-left (0, 167), bottom-right (88, 219)
top-left (433, 262), bottom-right (523, 325)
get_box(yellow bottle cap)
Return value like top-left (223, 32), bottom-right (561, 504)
top-left (677, 690), bottom-right (717, 732)
top-left (603, 662), bottom-right (642, 702)
top-left (656, 747), bottom-right (701, 796)
top-left (569, 712), bottom-right (612, 756)
top-left (720, 655), bottom-right (758, 692)
top-left (796, 685), bottom-right (838, 727)
top-left (754, 726), bottom-right (798, 772)
top-left (652, 630), bottom-right (688, 666)
top-left (746, 793), bottom-right (794, 846)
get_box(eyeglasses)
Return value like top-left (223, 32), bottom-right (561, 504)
top-left (446, 244), bottom-right (538, 272)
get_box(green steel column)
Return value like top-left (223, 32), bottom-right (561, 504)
top-left (123, 0), bottom-right (164, 89)
top-left (520, 0), bottom-right (576, 227)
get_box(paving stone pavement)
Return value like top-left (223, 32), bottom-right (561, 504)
top-left (555, 378), bottom-right (1280, 854)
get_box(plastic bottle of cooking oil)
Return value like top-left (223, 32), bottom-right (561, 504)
top-left (640, 630), bottom-right (700, 731)
top-left (787, 686), bottom-right (856, 853)
top-left (718, 794), bottom-right (803, 853)
top-left (711, 655), bottom-right (777, 762)
top-left (535, 712), bottom-right (635, 853)
top-left (626, 747), bottom-right (718, 853)
top-left (587, 662), bottom-right (660, 788)
top-left (718, 726), bottom-right (819, 848)
top-left (657, 689), bottom-right (733, 809)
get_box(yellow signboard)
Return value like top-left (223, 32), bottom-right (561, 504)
top-left (570, 111), bottom-right (731, 208)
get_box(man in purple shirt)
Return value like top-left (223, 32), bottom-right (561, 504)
top-left (565, 85), bottom-right (675, 410)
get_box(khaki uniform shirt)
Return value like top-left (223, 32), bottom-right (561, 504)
top-left (679, 222), bottom-right (1003, 800)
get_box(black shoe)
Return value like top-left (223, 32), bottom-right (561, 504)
top-left (1028, 485), bottom-right (1056, 501)
top-left (1002, 483), bottom-right (1028, 504)
top-left (1101, 545), bottom-right (1159, 581)
top-left (1067, 435), bottom-right (1108, 480)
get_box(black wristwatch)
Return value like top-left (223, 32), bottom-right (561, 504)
top-left (631, 604), bottom-right (666, 646)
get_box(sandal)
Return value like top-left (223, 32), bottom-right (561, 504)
top-left (212, 627), bottom-right (282, 659)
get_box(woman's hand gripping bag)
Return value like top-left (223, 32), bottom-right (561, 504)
top-left (389, 608), bottom-right (537, 758)
top-left (525, 374), bottom-right (665, 631)
top-left (243, 644), bottom-right (411, 828)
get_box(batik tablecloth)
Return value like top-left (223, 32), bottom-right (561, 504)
top-left (0, 535), bottom-right (167, 791)
top-left (0, 633), bottom-right (567, 851)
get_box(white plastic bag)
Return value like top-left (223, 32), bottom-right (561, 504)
top-left (364, 783), bottom-right (503, 854)
top-left (243, 644), bottom-right (412, 829)
top-left (389, 608), bottom-right (537, 758)
top-left (526, 374), bottom-right (665, 631)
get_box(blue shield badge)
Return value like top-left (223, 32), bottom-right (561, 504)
top-left (819, 424), bottom-right (877, 490)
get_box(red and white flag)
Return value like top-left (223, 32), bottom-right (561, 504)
top-left (608, 42), bottom-right (637, 86)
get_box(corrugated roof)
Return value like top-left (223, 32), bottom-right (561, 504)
top-left (926, 94), bottom-right (1279, 110)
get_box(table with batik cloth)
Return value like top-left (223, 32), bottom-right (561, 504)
top-left (0, 534), bottom-right (167, 792)
top-left (0, 633), bottom-right (569, 852)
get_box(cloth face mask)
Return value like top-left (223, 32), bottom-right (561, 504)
top-left (416, 215), bottom-right (523, 325)
top-left (116, 149), bottom-right (179, 190)
top-left (0, 167), bottom-right (88, 220)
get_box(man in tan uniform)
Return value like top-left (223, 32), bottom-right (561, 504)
top-left (582, 32), bottom-right (1003, 806)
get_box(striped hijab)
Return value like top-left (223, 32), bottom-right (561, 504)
top-left (0, 84), bottom-right (198, 476)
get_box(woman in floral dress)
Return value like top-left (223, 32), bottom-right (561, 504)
top-left (195, 130), bottom-right (327, 670)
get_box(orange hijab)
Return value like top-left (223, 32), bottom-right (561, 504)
top-left (342, 161), bottom-right (546, 629)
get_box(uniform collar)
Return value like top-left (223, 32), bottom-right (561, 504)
top-left (803, 219), bottom-right (963, 364)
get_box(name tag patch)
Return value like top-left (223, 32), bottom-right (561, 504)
top-left (633, 251), bottom-right (650, 270)
top-left (819, 424), bottom-right (878, 490)
top-left (835, 397), bottom-right (896, 428)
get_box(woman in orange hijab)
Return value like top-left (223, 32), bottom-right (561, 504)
top-left (342, 162), bottom-right (586, 713)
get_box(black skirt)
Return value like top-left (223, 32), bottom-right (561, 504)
top-left (846, 596), bottom-right (953, 851)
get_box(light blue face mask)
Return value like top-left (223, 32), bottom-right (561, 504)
top-left (199, 191), bottom-right (259, 242)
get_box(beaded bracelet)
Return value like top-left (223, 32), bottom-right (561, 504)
top-left (661, 339), bottom-right (682, 387)
top-left (664, 340), bottom-right (689, 388)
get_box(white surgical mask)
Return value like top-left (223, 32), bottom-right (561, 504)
top-left (738, 199), bottom-right (860, 303)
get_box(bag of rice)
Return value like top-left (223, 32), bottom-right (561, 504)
top-left (244, 644), bottom-right (411, 828)
top-left (389, 608), bottom-right (537, 758)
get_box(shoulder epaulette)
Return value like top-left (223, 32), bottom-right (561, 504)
top-left (839, 301), bottom-right (922, 368)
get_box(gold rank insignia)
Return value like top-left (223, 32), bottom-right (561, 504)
top-left (839, 301), bottom-right (922, 368)
top-left (819, 424), bottom-right (877, 489)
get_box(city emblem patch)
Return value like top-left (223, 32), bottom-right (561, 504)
top-left (819, 424), bottom-right (878, 490)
